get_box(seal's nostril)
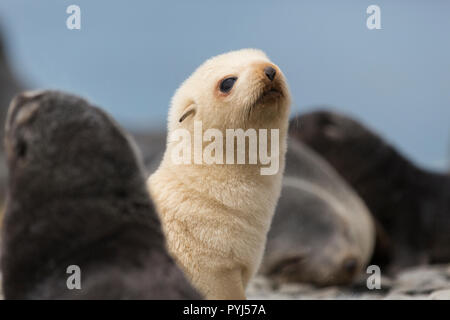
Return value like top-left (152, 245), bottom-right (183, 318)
top-left (264, 66), bottom-right (276, 81)
top-left (342, 258), bottom-right (358, 274)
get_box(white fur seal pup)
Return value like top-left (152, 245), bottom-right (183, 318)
top-left (148, 49), bottom-right (291, 299)
top-left (1, 90), bottom-right (201, 299)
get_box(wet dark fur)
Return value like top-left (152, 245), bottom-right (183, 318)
top-left (1, 91), bottom-right (201, 299)
top-left (290, 110), bottom-right (450, 272)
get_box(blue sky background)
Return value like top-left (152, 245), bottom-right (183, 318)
top-left (0, 0), bottom-right (449, 170)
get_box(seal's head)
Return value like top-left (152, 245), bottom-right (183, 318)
top-left (169, 49), bottom-right (291, 132)
top-left (5, 90), bottom-right (144, 200)
top-left (289, 110), bottom-right (388, 181)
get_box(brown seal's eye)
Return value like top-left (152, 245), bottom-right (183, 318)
top-left (219, 77), bottom-right (237, 93)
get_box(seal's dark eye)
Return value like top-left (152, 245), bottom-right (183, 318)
top-left (219, 77), bottom-right (237, 93)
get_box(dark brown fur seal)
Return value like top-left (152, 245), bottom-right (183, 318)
top-left (260, 139), bottom-right (375, 286)
top-left (290, 110), bottom-right (450, 272)
top-left (1, 90), bottom-right (201, 299)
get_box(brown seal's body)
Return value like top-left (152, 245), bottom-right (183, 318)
top-left (290, 110), bottom-right (450, 272)
top-left (260, 139), bottom-right (375, 286)
top-left (1, 90), bottom-right (201, 299)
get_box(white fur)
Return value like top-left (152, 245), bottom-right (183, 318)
top-left (148, 49), bottom-right (291, 299)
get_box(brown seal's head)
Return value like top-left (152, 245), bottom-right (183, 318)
top-left (289, 110), bottom-right (391, 182)
top-left (169, 49), bottom-right (291, 133)
top-left (4, 90), bottom-right (145, 200)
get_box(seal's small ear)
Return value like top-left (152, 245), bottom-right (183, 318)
top-left (179, 104), bottom-right (196, 123)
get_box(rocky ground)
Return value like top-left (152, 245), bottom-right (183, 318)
top-left (1, 264), bottom-right (449, 300)
top-left (247, 264), bottom-right (450, 300)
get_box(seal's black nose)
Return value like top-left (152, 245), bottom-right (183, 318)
top-left (264, 66), bottom-right (276, 81)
